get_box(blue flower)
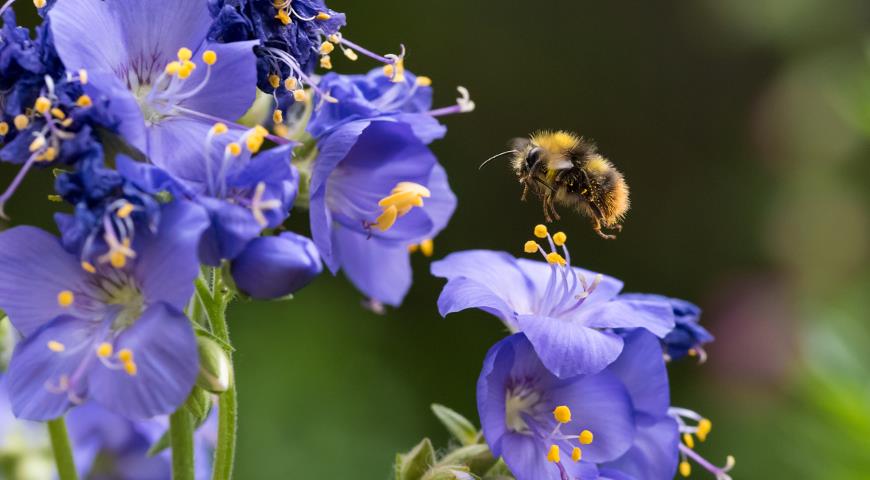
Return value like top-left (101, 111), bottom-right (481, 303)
top-left (618, 294), bottom-right (714, 362)
top-left (309, 120), bottom-right (456, 306)
top-left (0, 202), bottom-right (208, 420)
top-left (432, 226), bottom-right (675, 377)
top-left (230, 231), bottom-right (322, 299)
top-left (47, 0), bottom-right (259, 165)
top-left (477, 331), bottom-right (679, 480)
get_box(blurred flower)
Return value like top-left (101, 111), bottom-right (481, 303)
top-left (432, 226), bottom-right (675, 377)
top-left (0, 202), bottom-right (207, 420)
top-left (618, 294), bottom-right (714, 362)
top-left (230, 231), bottom-right (322, 299)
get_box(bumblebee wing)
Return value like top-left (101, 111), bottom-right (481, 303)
top-left (546, 156), bottom-right (573, 171)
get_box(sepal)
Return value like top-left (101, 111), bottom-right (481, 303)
top-left (431, 404), bottom-right (480, 446)
top-left (394, 438), bottom-right (436, 480)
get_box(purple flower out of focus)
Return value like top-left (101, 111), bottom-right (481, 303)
top-left (476, 330), bottom-right (678, 480)
top-left (619, 293), bottom-right (714, 362)
top-left (432, 225), bottom-right (675, 377)
top-left (0, 202), bottom-right (207, 420)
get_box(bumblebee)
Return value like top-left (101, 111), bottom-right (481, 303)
top-left (484, 131), bottom-right (630, 239)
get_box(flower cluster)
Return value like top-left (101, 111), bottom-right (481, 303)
top-left (431, 225), bottom-right (733, 480)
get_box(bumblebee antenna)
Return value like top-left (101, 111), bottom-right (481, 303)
top-left (479, 150), bottom-right (518, 170)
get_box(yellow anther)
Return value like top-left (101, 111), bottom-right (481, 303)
top-left (178, 62), bottom-right (195, 79)
top-left (0, 122), bottom-right (8, 135)
top-left (284, 77), bottom-right (297, 90)
top-left (696, 419), bottom-right (712, 442)
top-left (320, 42), bottom-right (335, 54)
top-left (553, 231), bottom-right (567, 246)
top-left (269, 74), bottom-right (281, 89)
top-left (39, 147), bottom-right (57, 162)
top-left (177, 47), bottom-right (193, 62)
top-left (374, 205), bottom-right (398, 232)
top-left (328, 34), bottom-right (341, 43)
top-left (254, 125), bottom-right (269, 137)
top-left (47, 194), bottom-right (62, 202)
top-left (683, 433), bottom-right (695, 449)
top-left (316, 12), bottom-right (331, 20)
top-left (420, 238), bottom-right (434, 257)
top-left (165, 61), bottom-right (182, 76)
top-left (553, 405), bottom-right (572, 423)
top-left (51, 107), bottom-right (66, 119)
top-left (96, 342), bottom-right (113, 358)
top-left (343, 48), bottom-right (358, 61)
top-left (534, 224), bottom-right (548, 238)
top-left (407, 243), bottom-right (419, 253)
top-left (202, 50), bottom-right (217, 65)
top-left (13, 114), bottom-right (29, 130)
top-left (293, 89), bottom-right (307, 102)
top-left (679, 460), bottom-right (691, 477)
top-left (29, 136), bottom-right (46, 152)
top-left (34, 96), bottom-right (51, 114)
top-left (78, 69), bottom-right (88, 85)
top-left (57, 290), bottom-right (74, 307)
top-left (109, 250), bottom-right (127, 269)
top-left (571, 447), bottom-right (582, 462)
top-left (416, 76), bottom-right (432, 87)
top-left (47, 340), bottom-right (65, 352)
top-left (81, 261), bottom-right (96, 273)
top-left (116, 202), bottom-right (135, 219)
top-left (275, 8), bottom-right (291, 25)
top-left (118, 348), bottom-right (134, 363)
top-left (246, 134), bottom-right (264, 153)
top-left (546, 444), bottom-right (560, 463)
top-left (320, 55), bottom-right (332, 70)
top-left (688, 348), bottom-right (697, 357)
top-left (524, 240), bottom-right (539, 254)
top-left (579, 429), bottom-right (594, 445)
top-left (76, 95), bottom-right (92, 107)
top-left (61, 118), bottom-right (73, 128)
top-left (273, 109), bottom-right (283, 124)
top-left (227, 143), bottom-right (242, 156)
top-left (546, 252), bottom-right (567, 266)
top-left (34, 0), bottom-right (46, 8)
top-left (383, 64), bottom-right (394, 78)
top-left (123, 360), bottom-right (138, 376)
top-left (211, 122), bottom-right (228, 135)
top-left (273, 124), bottom-right (289, 138)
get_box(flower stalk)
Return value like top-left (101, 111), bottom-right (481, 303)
top-left (169, 408), bottom-right (196, 480)
top-left (47, 417), bottom-right (78, 480)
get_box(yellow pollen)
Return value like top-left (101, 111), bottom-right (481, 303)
top-left (96, 342), bottom-right (113, 358)
top-left (293, 89), bottom-right (307, 102)
top-left (165, 61), bottom-right (182, 76)
top-left (688, 348), bottom-right (697, 357)
top-left (34, 0), bottom-right (46, 8)
top-left (416, 76), bottom-right (432, 87)
top-left (177, 47), bottom-right (193, 62)
top-left (407, 243), bottom-right (419, 253)
top-left (420, 238), bottom-right (434, 257)
top-left (29, 136), bottom-right (46, 152)
top-left (320, 55), bottom-right (332, 70)
top-left (116, 202), bottom-right (135, 218)
top-left (275, 8), bottom-right (291, 25)
top-left (343, 48), bottom-right (358, 61)
top-left (81, 261), bottom-right (96, 273)
top-left (679, 460), bottom-right (691, 477)
top-left (553, 231), bottom-right (567, 246)
top-left (546, 252), bottom-right (567, 266)
top-left (211, 123), bottom-right (228, 135)
top-left (61, 118), bottom-right (73, 128)
top-left (316, 12), bottom-right (331, 20)
top-left (57, 290), bottom-right (74, 307)
top-left (579, 429), bottom-right (594, 445)
top-left (320, 42), bottom-right (335, 54)
top-left (328, 34), bottom-right (341, 43)
top-left (383, 64), bottom-right (394, 78)
top-left (48, 194), bottom-right (62, 202)
top-left (534, 224), bottom-right (548, 238)
top-left (546, 444), bottom-right (560, 463)
top-left (284, 77), bottom-right (297, 90)
top-left (123, 360), bottom-right (138, 376)
top-left (202, 50), bottom-right (217, 65)
top-left (273, 123), bottom-right (289, 138)
top-left (109, 250), bottom-right (127, 269)
top-left (76, 95), bottom-right (92, 107)
top-left (118, 348), bottom-right (134, 363)
top-left (374, 205), bottom-right (398, 232)
top-left (683, 433), bottom-right (695, 449)
top-left (0, 122), bottom-right (8, 135)
top-left (34, 96), bottom-right (51, 114)
top-left (13, 114), bottom-right (29, 130)
top-left (696, 419), bottom-right (712, 441)
top-left (51, 107), bottom-right (66, 119)
top-left (40, 147), bottom-right (57, 162)
top-left (524, 240), bottom-right (539, 253)
top-left (269, 74), bottom-right (281, 89)
top-left (553, 405), bottom-right (572, 423)
top-left (254, 125), bottom-right (269, 137)
top-left (571, 447), bottom-right (582, 462)
top-left (178, 62), bottom-right (195, 79)
top-left (273, 109), bottom-right (283, 124)
top-left (246, 134), bottom-right (264, 153)
top-left (47, 340), bottom-right (65, 352)
top-left (78, 69), bottom-right (88, 85)
top-left (227, 142), bottom-right (242, 156)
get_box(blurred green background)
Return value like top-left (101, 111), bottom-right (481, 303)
top-left (7, 0), bottom-right (870, 478)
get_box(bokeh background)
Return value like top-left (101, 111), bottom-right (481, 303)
top-left (6, 0), bottom-right (870, 478)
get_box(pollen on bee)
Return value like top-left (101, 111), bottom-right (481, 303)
top-left (47, 340), bottom-right (65, 352)
top-left (57, 290), bottom-right (74, 307)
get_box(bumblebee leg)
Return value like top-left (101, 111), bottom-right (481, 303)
top-left (547, 196), bottom-right (561, 221)
top-left (592, 218), bottom-right (616, 240)
top-left (521, 181), bottom-right (529, 202)
top-left (542, 195), bottom-right (553, 222)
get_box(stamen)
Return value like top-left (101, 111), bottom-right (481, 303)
top-left (683, 433), bottom-right (695, 449)
top-left (269, 74), bottom-right (281, 89)
top-left (552, 231), bottom-right (567, 246)
top-left (546, 444), bottom-right (560, 463)
top-left (373, 205), bottom-right (398, 232)
top-left (76, 95), bottom-right (92, 107)
top-left (177, 47), bottom-right (193, 62)
top-left (57, 290), bottom-right (75, 307)
top-left (370, 182), bottom-right (431, 232)
top-left (33, 0), bottom-right (46, 8)
top-left (428, 86), bottom-right (476, 117)
top-left (78, 69), bottom-right (88, 85)
top-left (578, 429), bottom-right (593, 445)
top-left (680, 460), bottom-right (691, 477)
top-left (571, 447), bottom-right (582, 462)
top-left (273, 109), bottom-right (284, 124)
top-left (116, 202), bottom-right (135, 219)
top-left (13, 114), bottom-right (29, 130)
top-left (250, 182), bottom-right (282, 227)
top-left (0, 122), bottom-right (8, 135)
top-left (420, 239), bottom-right (434, 257)
top-left (553, 405), bottom-right (572, 423)
top-left (534, 224), bottom-right (549, 238)
top-left (546, 252), bottom-right (566, 266)
top-left (416, 76), bottom-right (432, 87)
top-left (47, 340), bottom-right (65, 352)
top-left (96, 342), bottom-right (113, 358)
top-left (34, 96), bottom-right (51, 114)
top-left (524, 240), bottom-right (540, 253)
top-left (202, 50), bottom-right (217, 66)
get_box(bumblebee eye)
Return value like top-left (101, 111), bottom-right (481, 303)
top-left (525, 147), bottom-right (542, 170)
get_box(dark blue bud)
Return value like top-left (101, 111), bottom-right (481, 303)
top-left (230, 232), bottom-right (322, 299)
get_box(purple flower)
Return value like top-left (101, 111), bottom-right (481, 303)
top-left (47, 0), bottom-right (259, 165)
top-left (0, 202), bottom-right (208, 420)
top-left (619, 294), bottom-right (714, 362)
top-left (432, 226), bottom-right (675, 377)
top-left (230, 231), bottom-right (322, 299)
top-left (309, 120), bottom-right (456, 306)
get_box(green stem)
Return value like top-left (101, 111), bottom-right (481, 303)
top-left (47, 417), bottom-right (78, 480)
top-left (170, 408), bottom-right (196, 480)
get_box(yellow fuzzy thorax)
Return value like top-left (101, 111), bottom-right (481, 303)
top-left (585, 155), bottom-right (610, 174)
top-left (531, 130), bottom-right (581, 153)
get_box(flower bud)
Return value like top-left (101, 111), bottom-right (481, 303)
top-left (437, 444), bottom-right (496, 476)
top-left (395, 438), bottom-right (435, 480)
top-left (196, 335), bottom-right (232, 393)
top-left (230, 232), bottom-right (322, 300)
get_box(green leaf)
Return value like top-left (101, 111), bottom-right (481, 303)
top-left (431, 404), bottom-right (480, 446)
top-left (194, 327), bottom-right (235, 353)
top-left (183, 387), bottom-right (213, 427)
top-left (394, 438), bottom-right (436, 480)
top-left (147, 431), bottom-right (170, 457)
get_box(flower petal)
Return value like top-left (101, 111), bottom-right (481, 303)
top-left (515, 314), bottom-right (624, 377)
top-left (516, 259), bottom-right (624, 307)
top-left (88, 303), bottom-right (198, 419)
top-left (231, 232), bottom-right (322, 300)
top-left (421, 163), bottom-right (457, 238)
top-left (579, 299), bottom-right (675, 338)
top-left (197, 197), bottom-right (262, 265)
top-left (476, 334), bottom-right (517, 458)
top-left (332, 227), bottom-right (412, 306)
top-left (436, 277), bottom-right (516, 325)
top-left (431, 250), bottom-right (535, 316)
top-left (179, 40), bottom-right (258, 120)
top-left (605, 330), bottom-right (671, 417)
top-left (600, 415), bottom-right (680, 480)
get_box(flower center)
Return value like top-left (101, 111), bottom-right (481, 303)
top-left (134, 47), bottom-right (219, 127)
top-left (369, 181), bottom-right (430, 232)
top-left (505, 387), bottom-right (541, 434)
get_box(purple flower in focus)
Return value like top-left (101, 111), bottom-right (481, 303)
top-left (432, 226), bottom-right (675, 377)
top-left (0, 202), bottom-right (208, 420)
top-left (230, 231), bottom-right (322, 299)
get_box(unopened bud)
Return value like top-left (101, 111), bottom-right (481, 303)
top-left (196, 335), bottom-right (232, 393)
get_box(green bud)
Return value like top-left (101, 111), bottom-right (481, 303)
top-left (394, 438), bottom-right (435, 480)
top-left (431, 404), bottom-right (480, 446)
top-left (184, 386), bottom-right (213, 426)
top-left (437, 444), bottom-right (496, 476)
top-left (196, 335), bottom-right (233, 393)
top-left (421, 466), bottom-right (474, 480)
top-left (482, 459), bottom-right (515, 480)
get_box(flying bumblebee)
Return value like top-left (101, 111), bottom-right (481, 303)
top-left (482, 131), bottom-right (630, 239)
